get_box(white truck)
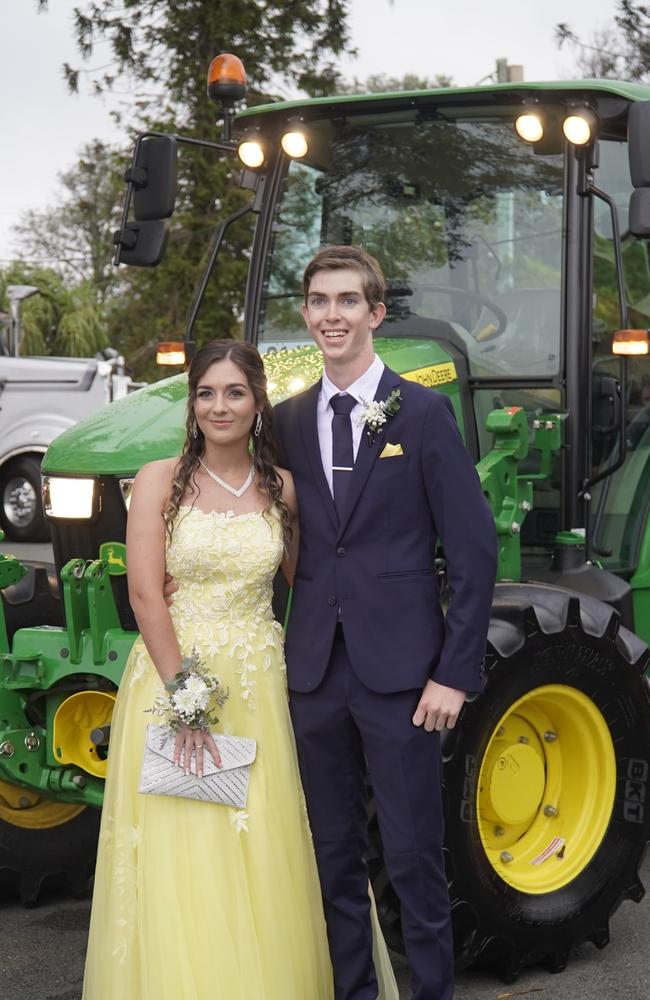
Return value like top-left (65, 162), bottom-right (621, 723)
top-left (0, 352), bottom-right (139, 541)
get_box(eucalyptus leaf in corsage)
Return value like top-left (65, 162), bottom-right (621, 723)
top-left (357, 388), bottom-right (401, 444)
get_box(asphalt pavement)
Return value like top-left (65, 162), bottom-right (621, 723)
top-left (0, 852), bottom-right (648, 1000)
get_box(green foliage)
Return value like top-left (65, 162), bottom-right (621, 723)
top-left (556, 1), bottom-right (650, 81)
top-left (31, 0), bottom-right (355, 379)
top-left (0, 264), bottom-right (108, 357)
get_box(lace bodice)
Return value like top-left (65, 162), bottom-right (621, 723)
top-left (166, 505), bottom-right (283, 626)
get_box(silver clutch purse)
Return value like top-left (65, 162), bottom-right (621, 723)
top-left (138, 723), bottom-right (257, 807)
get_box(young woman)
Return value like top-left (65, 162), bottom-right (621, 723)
top-left (82, 340), bottom-right (397, 999)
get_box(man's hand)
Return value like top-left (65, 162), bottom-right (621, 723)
top-left (412, 679), bottom-right (466, 731)
top-left (163, 572), bottom-right (178, 607)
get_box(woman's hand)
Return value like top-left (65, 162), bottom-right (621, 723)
top-left (173, 725), bottom-right (222, 777)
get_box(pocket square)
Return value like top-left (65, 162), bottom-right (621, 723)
top-left (379, 442), bottom-right (404, 458)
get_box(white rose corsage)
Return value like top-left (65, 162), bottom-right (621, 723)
top-left (357, 388), bottom-right (401, 444)
top-left (148, 648), bottom-right (229, 732)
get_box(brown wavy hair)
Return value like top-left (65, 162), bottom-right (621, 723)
top-left (163, 340), bottom-right (292, 548)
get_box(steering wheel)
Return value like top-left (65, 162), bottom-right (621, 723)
top-left (413, 284), bottom-right (508, 342)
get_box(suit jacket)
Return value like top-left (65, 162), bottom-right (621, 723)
top-left (273, 365), bottom-right (497, 695)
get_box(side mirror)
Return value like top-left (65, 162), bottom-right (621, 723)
top-left (114, 134), bottom-right (177, 267)
top-left (629, 187), bottom-right (650, 236)
top-left (114, 219), bottom-right (169, 267)
top-left (129, 135), bottom-right (178, 221)
top-left (628, 102), bottom-right (650, 188)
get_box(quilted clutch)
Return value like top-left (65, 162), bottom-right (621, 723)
top-left (138, 723), bottom-right (257, 807)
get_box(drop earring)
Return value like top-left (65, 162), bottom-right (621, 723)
top-left (191, 417), bottom-right (198, 439)
top-left (254, 412), bottom-right (263, 437)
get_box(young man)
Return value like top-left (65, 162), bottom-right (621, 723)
top-left (272, 245), bottom-right (497, 1000)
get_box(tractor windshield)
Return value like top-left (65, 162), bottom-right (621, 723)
top-left (259, 113), bottom-right (564, 379)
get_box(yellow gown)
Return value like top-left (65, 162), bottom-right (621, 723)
top-left (83, 505), bottom-right (398, 1000)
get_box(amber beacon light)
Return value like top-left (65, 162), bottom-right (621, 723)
top-left (207, 53), bottom-right (247, 103)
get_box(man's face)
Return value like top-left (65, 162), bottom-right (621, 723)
top-left (301, 267), bottom-right (385, 368)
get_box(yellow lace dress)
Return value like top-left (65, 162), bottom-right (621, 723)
top-left (83, 505), bottom-right (398, 1000)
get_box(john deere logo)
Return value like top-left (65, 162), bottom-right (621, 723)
top-left (99, 542), bottom-right (127, 576)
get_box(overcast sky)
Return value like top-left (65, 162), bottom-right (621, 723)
top-left (0, 0), bottom-right (624, 263)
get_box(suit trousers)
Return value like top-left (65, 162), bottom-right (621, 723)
top-left (289, 626), bottom-right (454, 1000)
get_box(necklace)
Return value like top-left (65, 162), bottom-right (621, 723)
top-left (198, 458), bottom-right (255, 498)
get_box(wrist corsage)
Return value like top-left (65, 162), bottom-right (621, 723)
top-left (149, 648), bottom-right (229, 732)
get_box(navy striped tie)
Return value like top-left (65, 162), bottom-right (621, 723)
top-left (330, 393), bottom-right (356, 517)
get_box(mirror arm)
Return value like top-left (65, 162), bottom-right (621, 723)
top-left (183, 199), bottom-right (255, 347)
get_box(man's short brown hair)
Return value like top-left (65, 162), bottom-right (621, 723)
top-left (302, 245), bottom-right (386, 311)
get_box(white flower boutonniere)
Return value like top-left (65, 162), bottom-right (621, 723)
top-left (357, 388), bottom-right (401, 444)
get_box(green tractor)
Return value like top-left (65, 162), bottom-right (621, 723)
top-left (1, 63), bottom-right (650, 978)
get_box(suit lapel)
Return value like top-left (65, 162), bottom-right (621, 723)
top-left (298, 381), bottom-right (339, 533)
top-left (337, 366), bottom-right (402, 539)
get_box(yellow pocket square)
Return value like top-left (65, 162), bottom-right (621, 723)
top-left (379, 442), bottom-right (404, 458)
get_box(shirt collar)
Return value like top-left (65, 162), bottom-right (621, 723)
top-left (320, 354), bottom-right (385, 409)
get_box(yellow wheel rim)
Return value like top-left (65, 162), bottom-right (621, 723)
top-left (476, 684), bottom-right (616, 894)
top-left (0, 781), bottom-right (84, 830)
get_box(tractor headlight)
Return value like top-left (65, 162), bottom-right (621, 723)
top-left (43, 477), bottom-right (95, 520)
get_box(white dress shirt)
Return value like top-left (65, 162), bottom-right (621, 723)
top-left (317, 355), bottom-right (385, 494)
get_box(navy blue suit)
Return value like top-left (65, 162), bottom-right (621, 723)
top-left (274, 365), bottom-right (497, 1000)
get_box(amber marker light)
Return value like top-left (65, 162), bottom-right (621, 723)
top-left (206, 53), bottom-right (247, 102)
top-left (157, 341), bottom-right (187, 366)
top-left (515, 114), bottom-right (543, 143)
top-left (563, 111), bottom-right (596, 146)
top-left (281, 131), bottom-right (309, 158)
top-left (238, 140), bottom-right (265, 168)
top-left (612, 329), bottom-right (650, 355)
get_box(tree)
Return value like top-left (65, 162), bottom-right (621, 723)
top-left (35, 0), bottom-right (356, 379)
top-left (556, 1), bottom-right (650, 81)
top-left (14, 141), bottom-right (125, 305)
top-left (0, 263), bottom-right (108, 357)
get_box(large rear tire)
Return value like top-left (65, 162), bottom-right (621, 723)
top-left (371, 585), bottom-right (650, 978)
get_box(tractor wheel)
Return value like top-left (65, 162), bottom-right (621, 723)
top-left (0, 456), bottom-right (49, 543)
top-left (370, 584), bottom-right (650, 978)
top-left (0, 781), bottom-right (100, 904)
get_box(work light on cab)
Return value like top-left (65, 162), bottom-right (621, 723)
top-left (281, 130), bottom-right (309, 159)
top-left (515, 113), bottom-right (543, 143)
top-left (238, 139), bottom-right (265, 168)
top-left (563, 110), bottom-right (597, 145)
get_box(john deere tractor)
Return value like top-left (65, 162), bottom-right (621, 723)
top-left (1, 60), bottom-right (650, 977)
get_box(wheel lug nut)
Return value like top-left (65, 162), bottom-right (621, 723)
top-left (494, 826), bottom-right (505, 836)
top-left (18, 796), bottom-right (31, 809)
top-left (496, 726), bottom-right (505, 737)
top-left (500, 851), bottom-right (514, 864)
top-left (518, 736), bottom-right (529, 744)
top-left (544, 804), bottom-right (558, 817)
top-left (544, 731), bottom-right (558, 742)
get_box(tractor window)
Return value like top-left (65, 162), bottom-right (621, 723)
top-left (590, 139), bottom-right (650, 573)
top-left (259, 114), bottom-right (564, 378)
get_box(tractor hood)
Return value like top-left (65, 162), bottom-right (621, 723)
top-left (42, 338), bottom-right (458, 475)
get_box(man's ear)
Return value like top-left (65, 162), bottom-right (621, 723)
top-left (370, 302), bottom-right (386, 329)
top-left (301, 302), bottom-right (309, 327)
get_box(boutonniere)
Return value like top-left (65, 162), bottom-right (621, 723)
top-left (357, 388), bottom-right (401, 444)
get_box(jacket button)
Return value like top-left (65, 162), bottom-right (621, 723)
top-left (328, 595), bottom-right (337, 606)
top-left (336, 546), bottom-right (345, 557)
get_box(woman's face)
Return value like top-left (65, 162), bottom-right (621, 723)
top-left (193, 358), bottom-right (258, 449)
